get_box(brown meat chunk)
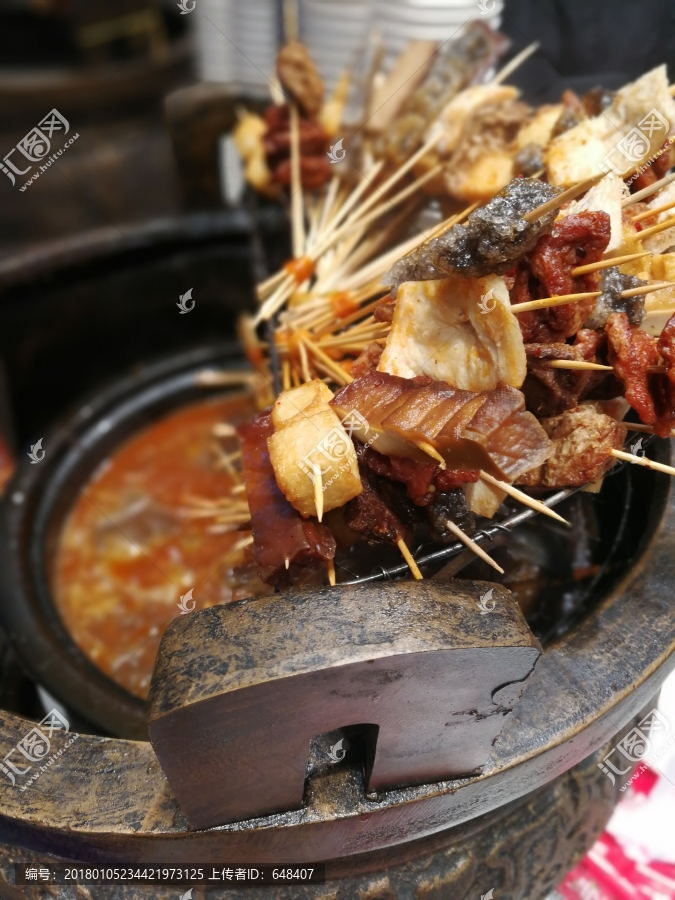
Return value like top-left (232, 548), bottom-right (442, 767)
top-left (359, 445), bottom-right (479, 506)
top-left (606, 313), bottom-right (660, 426)
top-left (237, 413), bottom-right (336, 587)
top-left (373, 295), bottom-right (396, 323)
top-left (361, 447), bottom-right (437, 505)
top-left (654, 312), bottom-right (675, 436)
top-left (351, 341), bottom-right (384, 379)
top-left (629, 140), bottom-right (674, 194)
top-left (514, 211), bottom-right (611, 343)
top-left (522, 330), bottom-right (607, 417)
top-left (276, 42), bottom-right (324, 118)
top-left (343, 476), bottom-right (407, 547)
top-left (263, 103), bottom-right (330, 190)
top-left (516, 404), bottom-right (626, 488)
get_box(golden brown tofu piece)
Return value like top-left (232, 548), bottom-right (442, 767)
top-left (268, 381), bottom-right (362, 518)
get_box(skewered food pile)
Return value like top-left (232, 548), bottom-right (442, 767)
top-left (219, 34), bottom-right (675, 590)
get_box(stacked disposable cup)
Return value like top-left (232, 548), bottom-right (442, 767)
top-left (300, 0), bottom-right (373, 93)
top-left (374, 0), bottom-right (503, 68)
top-left (195, 0), bottom-right (279, 97)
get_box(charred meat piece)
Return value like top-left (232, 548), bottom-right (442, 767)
top-left (351, 341), bottom-right (384, 379)
top-left (426, 488), bottom-right (476, 543)
top-left (237, 412), bottom-right (336, 587)
top-left (361, 446), bottom-right (437, 505)
top-left (331, 370), bottom-right (551, 485)
top-left (517, 404), bottom-right (626, 488)
top-left (514, 142), bottom-right (545, 177)
top-left (522, 330), bottom-right (608, 417)
top-left (514, 211), bottom-right (611, 343)
top-left (383, 178), bottom-right (563, 293)
top-left (629, 139), bottom-right (674, 194)
top-left (581, 86), bottom-right (615, 117)
top-left (276, 42), bottom-right (324, 118)
top-left (360, 445), bottom-right (478, 506)
top-left (585, 266), bottom-right (648, 329)
top-left (606, 312), bottom-right (661, 426)
top-left (343, 475), bottom-right (408, 547)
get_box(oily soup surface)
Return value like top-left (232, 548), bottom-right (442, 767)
top-left (54, 394), bottom-right (264, 698)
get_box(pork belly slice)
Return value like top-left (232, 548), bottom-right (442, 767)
top-left (268, 380), bottom-right (362, 519)
top-left (330, 372), bottom-right (551, 499)
top-left (237, 412), bottom-right (336, 586)
top-left (378, 274), bottom-right (526, 392)
top-left (516, 403), bottom-right (627, 488)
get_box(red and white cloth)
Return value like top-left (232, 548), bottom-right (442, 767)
top-left (554, 671), bottom-right (675, 900)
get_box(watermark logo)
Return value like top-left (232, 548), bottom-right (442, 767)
top-left (177, 0), bottom-right (196, 12)
top-left (481, 891), bottom-right (495, 900)
top-left (177, 588), bottom-right (196, 615)
top-left (478, 588), bottom-right (496, 615)
top-left (298, 409), bottom-right (373, 487)
top-left (630, 437), bottom-right (646, 458)
top-left (600, 109), bottom-right (671, 177)
top-left (328, 738), bottom-right (347, 764)
top-left (1, 110), bottom-right (78, 191)
top-left (1, 709), bottom-right (78, 791)
top-left (478, 289), bottom-right (497, 314)
top-left (477, 0), bottom-right (496, 13)
top-left (177, 288), bottom-right (195, 314)
top-left (597, 708), bottom-right (671, 787)
top-left (27, 438), bottom-right (45, 464)
top-left (327, 138), bottom-right (346, 164)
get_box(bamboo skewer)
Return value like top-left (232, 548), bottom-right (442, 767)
top-left (570, 252), bottom-right (652, 276)
top-left (491, 42), bottom-right (540, 86)
top-left (623, 171), bottom-right (675, 207)
top-left (479, 471), bottom-right (570, 525)
top-left (414, 441), bottom-right (446, 469)
top-left (523, 173), bottom-right (606, 223)
top-left (289, 105), bottom-right (305, 259)
top-left (397, 538), bottom-right (423, 580)
top-left (611, 448), bottom-right (675, 478)
top-left (632, 215), bottom-right (675, 242)
top-left (326, 558), bottom-right (336, 586)
top-left (298, 336), bottom-right (312, 382)
top-left (511, 281), bottom-right (675, 313)
top-left (512, 291), bottom-right (600, 313)
top-left (632, 198), bottom-right (675, 223)
top-left (544, 360), bottom-right (613, 372)
top-left (444, 519), bottom-right (505, 574)
top-left (300, 336), bottom-right (352, 385)
top-left (313, 465), bottom-right (324, 522)
top-left (625, 422), bottom-right (675, 435)
top-left (349, 131), bottom-right (443, 224)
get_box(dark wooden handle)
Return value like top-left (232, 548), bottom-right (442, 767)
top-left (147, 580), bottom-right (540, 830)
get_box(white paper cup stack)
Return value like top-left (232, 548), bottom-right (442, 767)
top-left (374, 0), bottom-right (503, 68)
top-left (195, 0), bottom-right (279, 97)
top-left (300, 0), bottom-right (373, 93)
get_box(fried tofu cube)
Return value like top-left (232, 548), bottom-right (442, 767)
top-left (271, 379), bottom-right (333, 427)
top-left (378, 274), bottom-right (526, 392)
top-left (268, 381), bottom-right (362, 518)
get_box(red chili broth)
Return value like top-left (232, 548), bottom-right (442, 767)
top-left (54, 393), bottom-right (268, 698)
